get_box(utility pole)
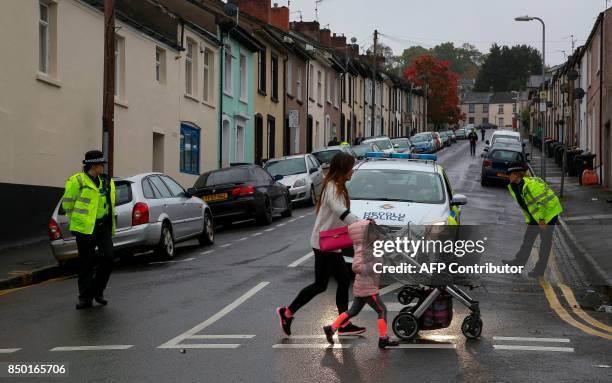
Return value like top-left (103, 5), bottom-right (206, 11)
top-left (371, 29), bottom-right (378, 136)
top-left (102, 0), bottom-right (115, 176)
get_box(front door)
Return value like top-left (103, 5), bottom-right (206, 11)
top-left (306, 115), bottom-right (313, 153)
top-left (255, 115), bottom-right (264, 165)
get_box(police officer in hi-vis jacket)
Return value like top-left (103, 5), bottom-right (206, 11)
top-left (62, 150), bottom-right (116, 309)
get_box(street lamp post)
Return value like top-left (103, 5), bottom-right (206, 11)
top-left (515, 15), bottom-right (546, 180)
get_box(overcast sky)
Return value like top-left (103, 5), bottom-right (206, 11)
top-left (279, 0), bottom-right (608, 66)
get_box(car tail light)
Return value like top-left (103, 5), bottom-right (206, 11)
top-left (48, 218), bottom-right (62, 240)
top-left (231, 185), bottom-right (255, 197)
top-left (483, 159), bottom-right (493, 168)
top-left (132, 202), bottom-right (149, 226)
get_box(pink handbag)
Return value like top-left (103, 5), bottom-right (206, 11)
top-left (319, 226), bottom-right (353, 252)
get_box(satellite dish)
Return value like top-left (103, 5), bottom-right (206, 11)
top-left (350, 37), bottom-right (357, 44)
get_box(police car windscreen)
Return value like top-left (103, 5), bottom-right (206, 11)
top-left (348, 169), bottom-right (445, 204)
top-left (264, 158), bottom-right (306, 177)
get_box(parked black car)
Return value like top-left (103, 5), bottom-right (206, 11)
top-left (481, 146), bottom-right (528, 186)
top-left (189, 165), bottom-right (292, 225)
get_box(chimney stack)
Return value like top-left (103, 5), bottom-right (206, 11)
top-left (229, 0), bottom-right (271, 24)
top-left (319, 28), bottom-right (332, 46)
top-left (291, 21), bottom-right (321, 41)
top-left (270, 3), bottom-right (289, 32)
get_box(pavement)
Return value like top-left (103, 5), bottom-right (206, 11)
top-left (0, 239), bottom-right (63, 290)
top-left (0, 132), bottom-right (610, 382)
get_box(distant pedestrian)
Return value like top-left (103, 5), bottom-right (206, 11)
top-left (480, 126), bottom-right (486, 141)
top-left (468, 128), bottom-right (478, 157)
top-left (503, 165), bottom-right (563, 278)
top-left (62, 150), bottom-right (116, 310)
top-left (323, 220), bottom-right (399, 349)
top-left (277, 152), bottom-right (365, 337)
top-left (328, 137), bottom-right (340, 146)
top-left (354, 132), bottom-right (364, 146)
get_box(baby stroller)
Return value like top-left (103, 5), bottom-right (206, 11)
top-left (369, 223), bottom-right (483, 340)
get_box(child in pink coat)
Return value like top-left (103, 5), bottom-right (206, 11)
top-left (323, 220), bottom-right (399, 348)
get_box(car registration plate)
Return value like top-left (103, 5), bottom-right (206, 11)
top-left (496, 172), bottom-right (509, 178)
top-left (204, 193), bottom-right (228, 202)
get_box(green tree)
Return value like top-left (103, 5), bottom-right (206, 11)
top-left (474, 44), bottom-right (542, 91)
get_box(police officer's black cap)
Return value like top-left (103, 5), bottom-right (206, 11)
top-left (83, 150), bottom-right (107, 164)
top-left (507, 163), bottom-right (527, 175)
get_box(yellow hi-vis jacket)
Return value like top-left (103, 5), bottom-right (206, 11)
top-left (61, 172), bottom-right (116, 235)
top-left (507, 177), bottom-right (563, 224)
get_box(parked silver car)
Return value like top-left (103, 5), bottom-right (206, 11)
top-left (264, 154), bottom-right (323, 205)
top-left (48, 172), bottom-right (214, 264)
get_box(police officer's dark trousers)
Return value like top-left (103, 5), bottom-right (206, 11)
top-left (74, 219), bottom-right (114, 301)
top-left (513, 215), bottom-right (558, 275)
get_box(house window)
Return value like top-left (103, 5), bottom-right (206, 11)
top-left (114, 35), bottom-right (125, 98)
top-left (286, 60), bottom-right (292, 96)
top-left (258, 48), bottom-right (266, 93)
top-left (498, 117), bottom-right (504, 127)
top-left (296, 66), bottom-right (303, 101)
top-left (482, 117), bottom-right (489, 124)
top-left (203, 48), bottom-right (213, 102)
top-left (334, 77), bottom-right (339, 107)
top-left (185, 39), bottom-right (195, 95)
top-left (469, 117), bottom-right (475, 124)
top-left (513, 103), bottom-right (517, 113)
top-left (39, 1), bottom-right (50, 73)
top-left (235, 120), bottom-right (245, 163)
top-left (498, 104), bottom-right (503, 114)
top-left (341, 76), bottom-right (346, 102)
top-left (221, 119), bottom-right (231, 167)
top-left (483, 104), bottom-right (488, 113)
top-left (271, 54), bottom-right (279, 101)
top-left (179, 123), bottom-right (200, 175)
top-left (468, 104), bottom-right (475, 113)
top-left (224, 47), bottom-right (232, 95)
top-left (239, 52), bottom-right (247, 101)
top-left (309, 64), bottom-right (314, 99)
top-left (326, 72), bottom-right (331, 103)
top-left (317, 71), bottom-right (322, 104)
top-left (155, 47), bottom-right (166, 83)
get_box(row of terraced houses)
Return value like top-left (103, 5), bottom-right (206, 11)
top-left (0, 0), bottom-right (427, 240)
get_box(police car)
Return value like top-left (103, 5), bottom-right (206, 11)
top-left (347, 152), bottom-right (467, 228)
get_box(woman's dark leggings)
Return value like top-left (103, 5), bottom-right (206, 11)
top-left (288, 249), bottom-right (350, 315)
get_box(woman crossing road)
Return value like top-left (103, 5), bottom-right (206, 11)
top-left (277, 152), bottom-right (366, 336)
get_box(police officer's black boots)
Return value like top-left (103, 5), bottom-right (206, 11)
top-left (94, 296), bottom-right (108, 306)
top-left (76, 299), bottom-right (93, 310)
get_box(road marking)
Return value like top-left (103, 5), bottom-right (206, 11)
top-left (149, 257), bottom-right (195, 265)
top-left (219, 244), bottom-right (231, 248)
top-left (172, 344), bottom-right (241, 349)
top-left (251, 232), bottom-right (262, 237)
top-left (0, 348), bottom-right (20, 353)
top-left (188, 335), bottom-right (256, 339)
top-left (273, 344), bottom-right (351, 349)
top-left (290, 335), bottom-right (362, 340)
top-left (492, 336), bottom-right (570, 343)
top-left (237, 237), bottom-right (248, 241)
top-left (158, 282), bottom-right (270, 349)
top-left (493, 345), bottom-right (574, 352)
top-left (386, 344), bottom-right (456, 349)
top-left (288, 219), bottom-right (296, 223)
top-left (50, 345), bottom-right (134, 351)
top-left (288, 252), bottom-right (314, 268)
top-left (540, 279), bottom-right (612, 340)
top-left (379, 282), bottom-right (403, 296)
top-left (276, 223), bottom-right (286, 227)
top-left (264, 228), bottom-right (275, 232)
top-left (563, 214), bottom-right (612, 221)
top-left (557, 283), bottom-right (612, 333)
top-left (298, 215), bottom-right (306, 219)
top-left (201, 250), bottom-right (214, 255)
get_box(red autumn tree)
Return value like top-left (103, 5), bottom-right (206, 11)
top-left (404, 55), bottom-right (463, 127)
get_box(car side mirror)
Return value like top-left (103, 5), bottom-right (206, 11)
top-left (485, 140), bottom-right (490, 145)
top-left (394, 144), bottom-right (400, 148)
top-left (186, 187), bottom-right (197, 197)
top-left (451, 194), bottom-right (468, 206)
top-left (309, 167), bottom-right (317, 174)
top-left (273, 174), bottom-right (284, 181)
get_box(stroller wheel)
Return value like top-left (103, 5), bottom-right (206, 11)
top-left (392, 312), bottom-right (419, 340)
top-left (461, 315), bottom-right (483, 339)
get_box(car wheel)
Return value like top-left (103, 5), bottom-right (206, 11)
top-left (256, 197), bottom-right (273, 225)
top-left (155, 223), bottom-right (175, 259)
top-left (480, 176), bottom-right (490, 186)
top-left (309, 186), bottom-right (317, 206)
top-left (281, 196), bottom-right (292, 217)
top-left (198, 211), bottom-right (214, 246)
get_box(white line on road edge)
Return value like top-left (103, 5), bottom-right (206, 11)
top-left (288, 219), bottom-right (296, 223)
top-left (251, 232), bottom-right (262, 237)
top-left (273, 344), bottom-right (351, 349)
top-left (264, 228), bottom-right (275, 232)
top-left (492, 336), bottom-right (570, 343)
top-left (0, 348), bottom-right (20, 353)
top-left (219, 244), bottom-right (231, 248)
top-left (237, 237), bottom-right (248, 241)
top-left (276, 223), bottom-right (286, 227)
top-left (287, 252), bottom-right (314, 268)
top-left (50, 345), bottom-right (134, 351)
top-left (149, 257), bottom-right (195, 265)
top-left (201, 250), bottom-right (214, 255)
top-left (290, 335), bottom-right (362, 339)
top-left (158, 282), bottom-right (270, 349)
top-left (298, 215), bottom-right (306, 219)
top-left (188, 335), bottom-right (256, 339)
top-left (386, 344), bottom-right (456, 349)
top-left (493, 345), bottom-right (574, 352)
top-left (172, 344), bottom-right (241, 349)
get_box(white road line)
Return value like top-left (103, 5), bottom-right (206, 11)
top-left (0, 348), bottom-right (20, 353)
top-left (493, 345), bottom-right (574, 352)
top-left (264, 228), bottom-right (275, 232)
top-left (290, 335), bottom-right (362, 340)
top-left (379, 282), bottom-right (403, 296)
top-left (276, 223), bottom-right (286, 227)
top-left (201, 250), bottom-right (214, 255)
top-left (149, 257), bottom-right (195, 265)
top-left (273, 344), bottom-right (351, 349)
top-left (288, 252), bottom-right (314, 268)
top-left (173, 344), bottom-right (241, 349)
top-left (219, 244), bottom-right (231, 248)
top-left (251, 232), bottom-right (262, 237)
top-left (158, 281), bottom-right (270, 348)
top-left (237, 237), bottom-right (248, 241)
top-left (421, 335), bottom-right (458, 341)
top-left (188, 335), bottom-right (256, 339)
top-left (298, 215), bottom-right (306, 219)
top-left (386, 344), bottom-right (456, 349)
top-left (492, 336), bottom-right (570, 343)
top-left (288, 219), bottom-right (296, 223)
top-left (50, 345), bottom-right (134, 351)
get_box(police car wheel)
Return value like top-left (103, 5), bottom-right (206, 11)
top-left (156, 224), bottom-right (175, 259)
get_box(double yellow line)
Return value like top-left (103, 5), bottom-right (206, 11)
top-left (540, 279), bottom-right (612, 340)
